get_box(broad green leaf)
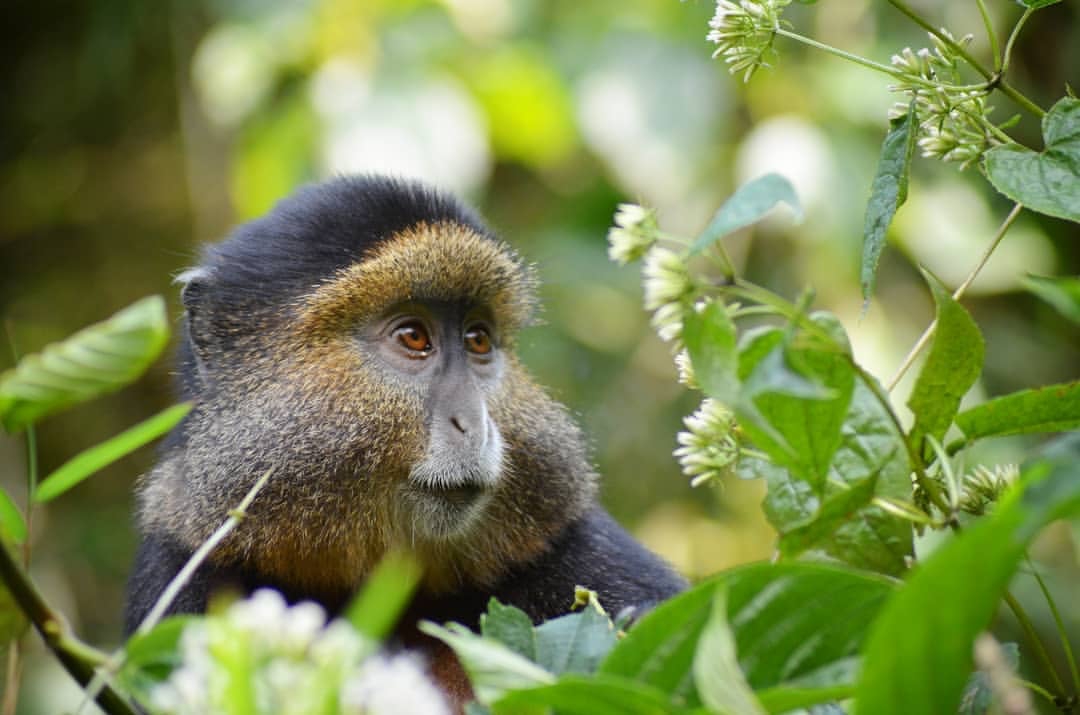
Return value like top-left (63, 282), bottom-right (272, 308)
top-left (690, 174), bottom-right (802, 256)
top-left (0, 489), bottom-right (26, 544)
top-left (1023, 274), bottom-right (1080, 324)
top-left (907, 272), bottom-right (984, 450)
top-left (958, 642), bottom-right (1019, 715)
top-left (855, 435), bottom-right (1080, 715)
top-left (0, 297), bottom-right (170, 433)
top-left (737, 315), bottom-right (854, 493)
top-left (861, 103), bottom-right (916, 305)
top-left (344, 551), bottom-right (421, 642)
top-left (35, 402), bottom-right (192, 503)
top-left (601, 562), bottom-right (896, 708)
top-left (985, 97), bottom-right (1080, 222)
top-left (956, 381), bottom-right (1080, 440)
top-left (693, 588), bottom-right (767, 715)
top-left (493, 675), bottom-right (676, 715)
top-left (684, 299), bottom-right (739, 404)
top-left (420, 622), bottom-right (555, 705)
top-left (481, 599), bottom-right (537, 661)
top-left (533, 601), bottom-right (617, 676)
top-left (756, 686), bottom-right (852, 713)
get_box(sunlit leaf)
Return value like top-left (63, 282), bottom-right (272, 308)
top-left (35, 402), bottom-right (192, 503)
top-left (861, 103), bottom-right (916, 306)
top-left (684, 300), bottom-right (738, 405)
top-left (690, 174), bottom-right (802, 256)
top-left (344, 551), bottom-right (421, 642)
top-left (855, 435), bottom-right (1080, 715)
top-left (907, 271), bottom-right (984, 450)
top-left (985, 97), bottom-right (1080, 222)
top-left (1023, 274), bottom-right (1080, 324)
top-left (956, 381), bottom-right (1080, 440)
top-left (0, 489), bottom-right (26, 545)
top-left (693, 588), bottom-right (767, 715)
top-left (0, 297), bottom-right (169, 433)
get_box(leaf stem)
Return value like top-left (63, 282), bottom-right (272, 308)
top-left (1003, 590), bottom-right (1067, 697)
top-left (1018, 678), bottom-right (1058, 704)
top-left (773, 28), bottom-right (908, 80)
top-left (974, 0), bottom-right (1001, 72)
top-left (0, 542), bottom-right (137, 715)
top-left (886, 202), bottom-right (1024, 391)
top-left (1001, 8), bottom-right (1036, 77)
top-left (1027, 557), bottom-right (1080, 694)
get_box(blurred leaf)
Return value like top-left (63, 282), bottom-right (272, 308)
top-left (119, 616), bottom-right (194, 694)
top-left (907, 271), bottom-right (984, 450)
top-left (958, 642), bottom-right (1019, 715)
top-left (534, 601), bottom-right (617, 676)
top-left (684, 300), bottom-right (738, 405)
top-left (693, 588), bottom-right (767, 715)
top-left (690, 174), bottom-right (802, 256)
top-left (861, 103), bottom-right (916, 305)
top-left (493, 675), bottom-right (676, 715)
top-left (35, 402), bottom-right (192, 503)
top-left (956, 381), bottom-right (1080, 440)
top-left (1016, 0), bottom-right (1063, 8)
top-left (344, 551), bottom-right (421, 642)
top-left (602, 562), bottom-right (895, 709)
top-left (231, 92), bottom-right (316, 220)
top-left (0, 489), bottom-right (26, 545)
top-left (465, 46), bottom-right (577, 168)
top-left (0, 296), bottom-right (169, 433)
top-left (0, 576), bottom-right (28, 649)
top-left (420, 621), bottom-right (554, 705)
top-left (481, 599), bottom-right (537, 661)
top-left (855, 434), bottom-right (1080, 715)
top-left (985, 97), bottom-right (1080, 222)
top-left (1023, 274), bottom-right (1080, 324)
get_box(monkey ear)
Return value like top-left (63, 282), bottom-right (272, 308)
top-left (176, 268), bottom-right (216, 372)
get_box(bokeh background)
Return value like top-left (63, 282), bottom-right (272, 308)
top-left (1, 0), bottom-right (1078, 712)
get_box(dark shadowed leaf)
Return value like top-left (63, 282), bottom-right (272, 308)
top-left (956, 381), bottom-right (1080, 440)
top-left (855, 435), bottom-right (1080, 715)
top-left (690, 174), bottom-right (802, 256)
top-left (861, 103), bottom-right (916, 305)
top-left (1023, 274), bottom-right (1080, 324)
top-left (907, 271), bottom-right (984, 449)
top-left (0, 297), bottom-right (170, 433)
top-left (985, 97), bottom-right (1080, 222)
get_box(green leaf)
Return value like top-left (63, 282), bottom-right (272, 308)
top-left (481, 599), bottom-right (537, 661)
top-left (119, 616), bottom-right (194, 694)
top-left (533, 601), bottom-right (617, 676)
top-left (0, 296), bottom-right (170, 433)
top-left (861, 103), bottom-right (916, 305)
top-left (0, 576), bottom-right (29, 650)
top-left (602, 563), bottom-right (896, 709)
top-left (1023, 274), bottom-right (1080, 324)
top-left (344, 551), bottom-right (421, 642)
top-left (1017, 0), bottom-right (1063, 9)
top-left (35, 402), bottom-right (192, 503)
top-left (690, 174), bottom-right (802, 256)
top-left (985, 97), bottom-right (1080, 222)
top-left (956, 381), bottom-right (1080, 440)
top-left (693, 588), bottom-right (767, 715)
top-left (907, 271), bottom-right (984, 449)
top-left (492, 674), bottom-right (676, 715)
top-left (855, 435), bottom-right (1080, 715)
top-left (958, 642), bottom-right (1019, 715)
top-left (420, 621), bottom-right (555, 705)
top-left (0, 489), bottom-right (27, 545)
top-left (684, 300), bottom-right (739, 404)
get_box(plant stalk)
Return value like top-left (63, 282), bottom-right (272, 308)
top-left (1004, 590), bottom-right (1067, 697)
top-left (1028, 558), bottom-right (1080, 694)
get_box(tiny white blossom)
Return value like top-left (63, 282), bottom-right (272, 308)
top-left (341, 653), bottom-right (451, 715)
top-left (674, 350), bottom-right (699, 388)
top-left (707, 0), bottom-right (792, 82)
top-left (607, 203), bottom-right (659, 265)
top-left (642, 246), bottom-right (694, 344)
top-left (959, 464), bottom-right (1019, 515)
top-left (674, 399), bottom-right (738, 487)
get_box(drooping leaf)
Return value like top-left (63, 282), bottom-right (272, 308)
top-left (956, 381), bottom-right (1080, 440)
top-left (693, 588), bottom-right (767, 715)
top-left (0, 296), bottom-right (170, 433)
top-left (861, 103), bottom-right (917, 305)
top-left (35, 402), bottom-right (192, 503)
top-left (684, 299), bottom-right (739, 405)
top-left (985, 97), bottom-right (1080, 222)
top-left (492, 675), bottom-right (676, 715)
top-left (344, 551), bottom-right (421, 642)
top-left (690, 173), bottom-right (802, 256)
top-left (1023, 274), bottom-right (1080, 324)
top-left (855, 434), bottom-right (1080, 715)
top-left (907, 271), bottom-right (984, 450)
top-left (0, 489), bottom-right (26, 545)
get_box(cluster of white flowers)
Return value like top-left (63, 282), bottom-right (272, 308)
top-left (889, 31), bottom-right (996, 169)
top-left (150, 590), bottom-right (449, 715)
top-left (959, 463), bottom-right (1019, 515)
top-left (707, 0), bottom-right (791, 82)
top-left (674, 399), bottom-right (739, 487)
top-left (642, 247), bottom-right (695, 344)
top-left (607, 203), bottom-right (659, 265)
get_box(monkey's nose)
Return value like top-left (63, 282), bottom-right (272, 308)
top-left (450, 415), bottom-right (468, 434)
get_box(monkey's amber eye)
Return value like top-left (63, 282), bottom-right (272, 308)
top-left (393, 322), bottom-right (432, 354)
top-left (464, 326), bottom-right (492, 355)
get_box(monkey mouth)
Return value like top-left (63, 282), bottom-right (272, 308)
top-left (420, 482), bottom-right (486, 508)
top-left (400, 478), bottom-right (492, 540)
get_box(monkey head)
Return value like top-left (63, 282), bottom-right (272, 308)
top-left (138, 177), bottom-right (597, 599)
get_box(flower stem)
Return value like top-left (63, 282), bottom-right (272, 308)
top-left (1027, 557), bottom-right (1080, 694)
top-left (974, 0), bottom-right (1001, 72)
top-left (887, 202), bottom-right (1024, 391)
top-left (773, 28), bottom-right (909, 80)
top-left (1002, 8), bottom-right (1036, 76)
top-left (1004, 590), bottom-right (1067, 697)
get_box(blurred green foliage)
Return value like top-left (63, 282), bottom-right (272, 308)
top-left (1, 0), bottom-right (1078, 711)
